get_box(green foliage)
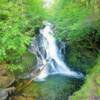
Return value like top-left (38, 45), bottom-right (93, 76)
top-left (25, 0), bottom-right (46, 29)
top-left (49, 1), bottom-right (100, 99)
top-left (0, 0), bottom-right (46, 73)
top-left (49, 0), bottom-right (100, 74)
top-left (50, 0), bottom-right (100, 47)
top-left (0, 0), bottom-right (45, 64)
top-left (8, 64), bottom-right (25, 73)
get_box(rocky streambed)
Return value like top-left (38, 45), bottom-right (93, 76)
top-left (0, 64), bottom-right (84, 100)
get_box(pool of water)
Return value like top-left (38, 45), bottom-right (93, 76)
top-left (16, 75), bottom-right (83, 100)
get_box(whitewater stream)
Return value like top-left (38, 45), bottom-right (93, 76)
top-left (29, 21), bottom-right (83, 81)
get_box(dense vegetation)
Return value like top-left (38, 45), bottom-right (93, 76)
top-left (0, 0), bottom-right (100, 99)
top-left (50, 0), bottom-right (100, 99)
top-left (0, 0), bottom-right (45, 73)
top-left (49, 0), bottom-right (100, 73)
top-left (50, 0), bottom-right (100, 98)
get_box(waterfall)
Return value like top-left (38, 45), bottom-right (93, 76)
top-left (29, 21), bottom-right (83, 81)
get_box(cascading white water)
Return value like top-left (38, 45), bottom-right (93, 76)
top-left (30, 21), bottom-right (83, 81)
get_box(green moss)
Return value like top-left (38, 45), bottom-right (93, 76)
top-left (70, 55), bottom-right (100, 100)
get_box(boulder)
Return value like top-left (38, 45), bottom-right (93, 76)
top-left (0, 87), bottom-right (16, 100)
top-left (0, 64), bottom-right (15, 88)
top-left (0, 89), bottom-right (8, 100)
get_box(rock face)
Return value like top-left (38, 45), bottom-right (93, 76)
top-left (0, 87), bottom-right (16, 100)
top-left (0, 65), bottom-right (15, 88)
top-left (0, 64), bottom-right (16, 99)
top-left (0, 89), bottom-right (8, 100)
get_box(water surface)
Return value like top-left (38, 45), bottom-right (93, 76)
top-left (19, 75), bottom-right (83, 100)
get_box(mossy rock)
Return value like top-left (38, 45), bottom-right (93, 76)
top-left (0, 64), bottom-right (15, 88)
top-left (70, 56), bottom-right (100, 100)
top-left (21, 52), bottom-right (37, 70)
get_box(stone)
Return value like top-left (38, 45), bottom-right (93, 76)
top-left (0, 87), bottom-right (16, 100)
top-left (4, 87), bottom-right (16, 95)
top-left (0, 76), bottom-right (15, 88)
top-left (0, 64), bottom-right (15, 88)
top-left (0, 89), bottom-right (8, 100)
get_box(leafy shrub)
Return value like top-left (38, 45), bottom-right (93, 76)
top-left (0, 0), bottom-right (45, 64)
top-left (48, 0), bottom-right (100, 73)
top-left (0, 0), bottom-right (46, 73)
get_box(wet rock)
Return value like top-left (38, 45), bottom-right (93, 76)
top-left (0, 87), bottom-right (16, 100)
top-left (0, 89), bottom-right (8, 100)
top-left (4, 87), bottom-right (16, 95)
top-left (0, 64), bottom-right (15, 88)
top-left (0, 65), bottom-right (16, 99)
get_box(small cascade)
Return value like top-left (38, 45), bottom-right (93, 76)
top-left (29, 21), bottom-right (83, 81)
